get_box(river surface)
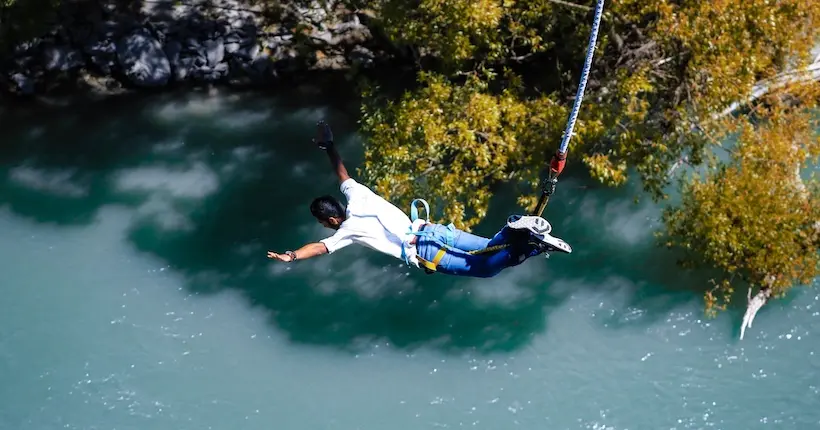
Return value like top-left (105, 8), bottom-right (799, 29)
top-left (1, 90), bottom-right (818, 430)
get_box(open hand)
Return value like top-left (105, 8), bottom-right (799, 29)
top-left (267, 251), bottom-right (293, 262)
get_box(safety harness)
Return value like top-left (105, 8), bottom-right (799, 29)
top-left (400, 198), bottom-right (458, 274)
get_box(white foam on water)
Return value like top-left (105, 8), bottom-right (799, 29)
top-left (152, 138), bottom-right (187, 154)
top-left (576, 192), bottom-right (658, 245)
top-left (113, 162), bottom-right (220, 199)
top-left (8, 165), bottom-right (89, 198)
top-left (457, 261), bottom-right (544, 308)
top-left (219, 146), bottom-right (274, 178)
top-left (149, 91), bottom-right (328, 133)
top-left (134, 195), bottom-right (194, 232)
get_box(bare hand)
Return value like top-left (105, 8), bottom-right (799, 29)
top-left (267, 251), bottom-right (293, 262)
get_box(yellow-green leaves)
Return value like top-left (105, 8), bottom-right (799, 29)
top-left (662, 86), bottom-right (820, 315)
top-left (582, 153), bottom-right (628, 186)
top-left (377, 0), bottom-right (504, 64)
top-left (373, 0), bottom-right (562, 68)
top-left (654, 0), bottom-right (820, 115)
top-left (359, 72), bottom-right (565, 230)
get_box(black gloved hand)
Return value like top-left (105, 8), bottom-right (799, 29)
top-left (313, 119), bottom-right (334, 150)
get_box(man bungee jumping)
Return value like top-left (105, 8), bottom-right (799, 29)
top-left (266, 120), bottom-right (572, 278)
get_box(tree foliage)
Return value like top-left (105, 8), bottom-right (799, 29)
top-left (356, 0), bottom-right (820, 311)
top-left (359, 71), bottom-right (570, 229)
top-left (662, 85), bottom-right (820, 315)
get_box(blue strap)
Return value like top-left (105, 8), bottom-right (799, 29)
top-left (403, 199), bottom-right (430, 266)
top-left (410, 199), bottom-right (430, 222)
top-left (400, 199), bottom-right (459, 266)
top-left (444, 223), bottom-right (455, 247)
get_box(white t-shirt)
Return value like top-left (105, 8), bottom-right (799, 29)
top-left (319, 178), bottom-right (420, 266)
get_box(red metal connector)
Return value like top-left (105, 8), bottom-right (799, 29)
top-left (550, 151), bottom-right (567, 177)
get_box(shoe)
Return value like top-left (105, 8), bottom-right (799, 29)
top-left (507, 215), bottom-right (571, 255)
top-left (530, 233), bottom-right (572, 254)
top-left (507, 214), bottom-right (552, 235)
top-left (314, 119), bottom-right (334, 149)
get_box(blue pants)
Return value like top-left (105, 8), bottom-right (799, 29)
top-left (415, 223), bottom-right (543, 278)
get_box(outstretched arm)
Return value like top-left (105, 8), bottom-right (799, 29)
top-left (325, 144), bottom-right (350, 184)
top-left (315, 120), bottom-right (350, 184)
top-left (267, 242), bottom-right (328, 262)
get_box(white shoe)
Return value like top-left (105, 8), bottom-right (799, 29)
top-left (507, 214), bottom-right (552, 235)
top-left (532, 233), bottom-right (573, 254)
top-left (507, 214), bottom-right (572, 254)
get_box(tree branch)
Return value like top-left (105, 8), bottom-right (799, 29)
top-left (545, 0), bottom-right (593, 12)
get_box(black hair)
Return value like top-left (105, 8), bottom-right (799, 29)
top-left (310, 195), bottom-right (346, 221)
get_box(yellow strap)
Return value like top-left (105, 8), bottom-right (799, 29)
top-left (432, 247), bottom-right (447, 265)
top-left (417, 247), bottom-right (448, 273)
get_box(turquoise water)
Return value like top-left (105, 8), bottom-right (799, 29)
top-left (1, 90), bottom-right (818, 429)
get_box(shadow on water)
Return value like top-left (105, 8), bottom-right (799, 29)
top-left (0, 90), bottom-right (721, 354)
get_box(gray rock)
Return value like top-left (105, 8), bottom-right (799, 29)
top-left (85, 39), bottom-right (117, 56)
top-left (116, 28), bottom-right (172, 87)
top-left (224, 32), bottom-right (254, 50)
top-left (85, 40), bottom-right (117, 74)
top-left (205, 38), bottom-right (225, 66)
top-left (262, 37), bottom-right (278, 51)
top-left (224, 32), bottom-right (243, 44)
top-left (170, 4), bottom-right (193, 20)
top-left (183, 37), bottom-right (202, 54)
top-left (264, 34), bottom-right (292, 48)
top-left (329, 21), bottom-right (371, 46)
top-left (193, 54), bottom-right (208, 68)
top-left (272, 44), bottom-right (298, 61)
top-left (97, 20), bottom-right (123, 39)
top-left (164, 40), bottom-right (182, 65)
top-left (251, 54), bottom-right (274, 76)
top-left (298, 3), bottom-right (329, 25)
top-left (232, 43), bottom-right (260, 61)
top-left (43, 46), bottom-right (85, 72)
top-left (341, 13), bottom-right (361, 26)
top-left (14, 39), bottom-right (42, 56)
top-left (213, 62), bottom-right (229, 75)
top-left (225, 41), bottom-right (241, 54)
top-left (192, 63), bottom-right (228, 82)
top-left (314, 52), bottom-right (347, 70)
top-left (147, 21), bottom-right (172, 43)
top-left (312, 30), bottom-right (333, 45)
top-left (10, 73), bottom-right (35, 95)
top-left (216, 20), bottom-right (232, 36)
top-left (203, 63), bottom-right (230, 82)
top-left (349, 45), bottom-right (375, 68)
top-left (174, 57), bottom-right (197, 81)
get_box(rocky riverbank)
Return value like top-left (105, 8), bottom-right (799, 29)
top-left (1, 0), bottom-right (383, 98)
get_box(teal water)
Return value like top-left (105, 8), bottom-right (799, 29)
top-left (1, 90), bottom-right (818, 430)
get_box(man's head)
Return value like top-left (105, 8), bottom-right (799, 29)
top-left (310, 195), bottom-right (346, 230)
